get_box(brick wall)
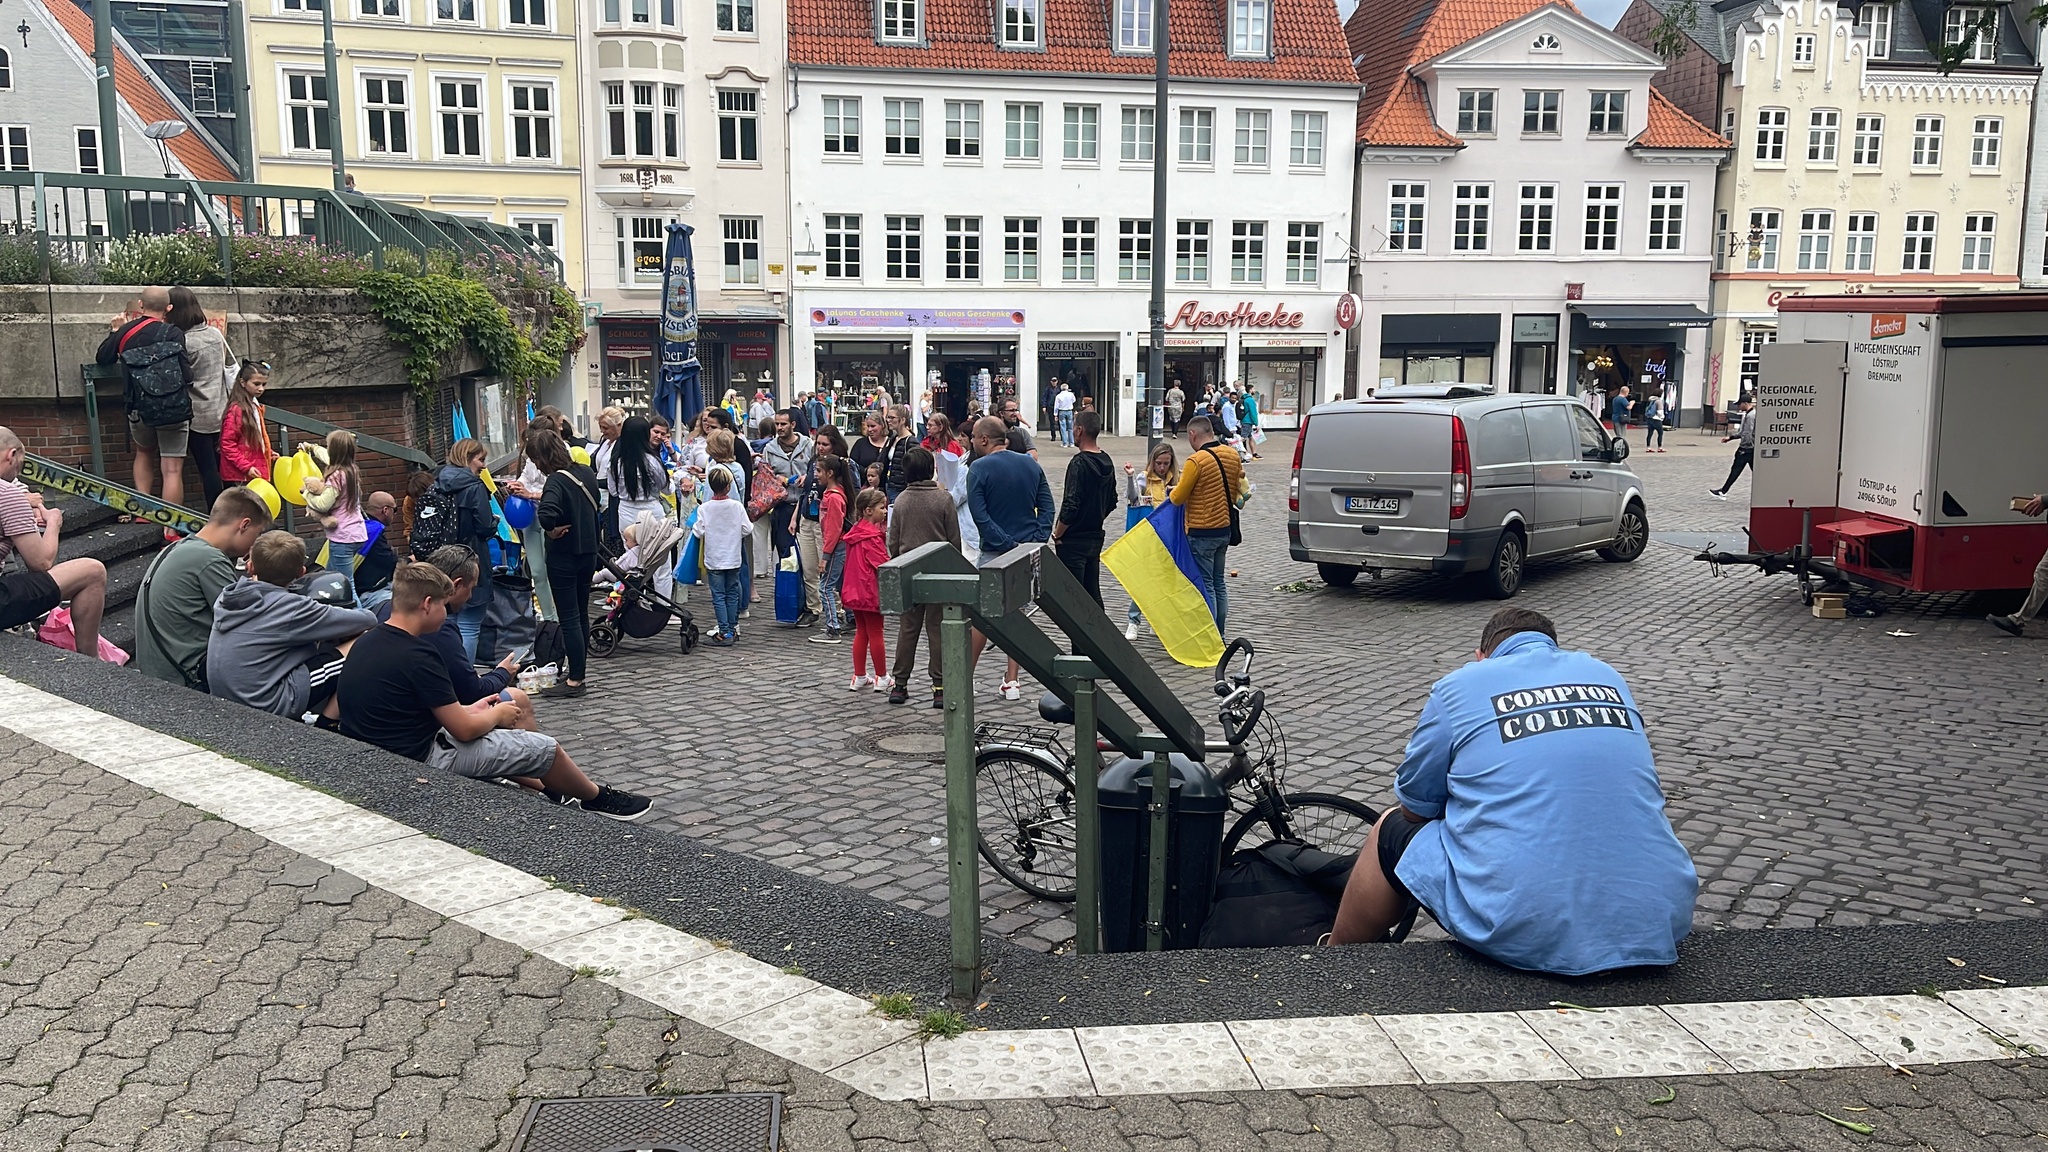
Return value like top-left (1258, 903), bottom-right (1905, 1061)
top-left (1615, 0), bottom-right (1727, 132)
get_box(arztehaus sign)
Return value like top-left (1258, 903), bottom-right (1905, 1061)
top-left (1167, 301), bottom-right (1307, 330)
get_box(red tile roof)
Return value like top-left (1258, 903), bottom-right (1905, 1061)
top-left (44, 1), bottom-right (237, 182)
top-left (1631, 86), bottom-right (1729, 150)
top-left (1346, 0), bottom-right (1575, 147)
top-left (789, 0), bottom-right (1357, 84)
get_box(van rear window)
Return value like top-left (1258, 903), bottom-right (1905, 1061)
top-left (1300, 410), bottom-right (1447, 472)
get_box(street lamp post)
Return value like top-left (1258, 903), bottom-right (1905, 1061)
top-left (321, 0), bottom-right (346, 192)
top-left (1146, 0), bottom-right (1168, 455)
top-left (91, 0), bottom-right (124, 177)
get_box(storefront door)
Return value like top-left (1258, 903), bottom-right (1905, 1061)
top-left (1041, 340), bottom-right (1114, 434)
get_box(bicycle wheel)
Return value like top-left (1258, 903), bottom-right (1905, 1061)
top-left (1220, 791), bottom-right (1379, 858)
top-left (974, 751), bottom-right (1079, 901)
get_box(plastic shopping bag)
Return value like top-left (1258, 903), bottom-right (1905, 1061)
top-left (36, 607), bottom-right (129, 665)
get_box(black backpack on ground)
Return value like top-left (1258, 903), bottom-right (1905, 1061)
top-left (1199, 839), bottom-right (1357, 949)
top-left (409, 487), bottom-right (465, 558)
top-left (527, 620), bottom-right (566, 669)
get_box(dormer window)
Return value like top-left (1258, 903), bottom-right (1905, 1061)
top-left (1116, 0), bottom-right (1154, 53)
top-left (1944, 6), bottom-right (1995, 64)
top-left (1858, 2), bottom-right (1892, 60)
top-left (1531, 31), bottom-right (1561, 50)
top-left (879, 0), bottom-right (920, 43)
top-left (1002, 0), bottom-right (1041, 47)
top-left (1229, 0), bottom-right (1270, 59)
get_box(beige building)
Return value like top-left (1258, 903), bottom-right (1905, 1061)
top-left (1620, 0), bottom-right (2036, 412)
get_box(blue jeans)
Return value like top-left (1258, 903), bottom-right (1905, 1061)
top-left (1189, 532), bottom-right (1230, 635)
top-left (1056, 411), bottom-right (1074, 446)
top-left (821, 546), bottom-right (846, 631)
top-left (707, 567), bottom-right (742, 637)
top-left (454, 601), bottom-right (487, 661)
top-left (323, 541), bottom-right (358, 604)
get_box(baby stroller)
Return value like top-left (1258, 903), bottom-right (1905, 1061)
top-left (589, 512), bottom-right (698, 657)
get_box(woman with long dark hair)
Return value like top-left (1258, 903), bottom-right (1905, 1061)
top-left (168, 286), bottom-right (228, 506)
top-left (607, 415), bottom-right (671, 531)
top-left (533, 428), bottom-right (601, 697)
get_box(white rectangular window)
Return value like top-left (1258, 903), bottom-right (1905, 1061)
top-left (1582, 184), bottom-right (1621, 252)
top-left (884, 99), bottom-right (921, 157)
top-left (1289, 111), bottom-right (1325, 166)
top-left (363, 76), bottom-right (409, 156)
top-left (1062, 218), bottom-right (1096, 281)
top-left (1285, 222), bottom-right (1319, 285)
top-left (1853, 115), bottom-right (1882, 166)
top-left (1944, 6), bottom-right (1994, 63)
top-left (75, 127), bottom-right (100, 174)
top-left (715, 0), bottom-right (754, 31)
top-left (1002, 0), bottom-right (1041, 46)
top-left (946, 100), bottom-right (982, 159)
top-left (879, 0), bottom-right (919, 41)
top-left (0, 125), bottom-right (28, 172)
top-left (1912, 115), bottom-right (1942, 167)
top-left (719, 89), bottom-right (759, 162)
top-left (1714, 208), bottom-right (1730, 270)
top-left (1175, 219), bottom-right (1210, 283)
top-left (1388, 182), bottom-right (1425, 252)
top-left (1859, 2), bottom-right (1892, 59)
top-left (1647, 183), bottom-right (1685, 252)
top-left (513, 216), bottom-right (559, 255)
top-left (1755, 107), bottom-right (1787, 161)
top-left (1005, 217), bottom-right (1039, 281)
top-left (1517, 184), bottom-right (1556, 252)
top-left (1004, 103), bottom-right (1038, 160)
top-left (1233, 109), bottom-right (1269, 166)
top-left (507, 0), bottom-right (547, 27)
top-left (1971, 117), bottom-right (2001, 169)
top-left (945, 216), bottom-right (981, 281)
top-left (1844, 212), bottom-right (1877, 271)
top-left (886, 214), bottom-right (922, 279)
top-left (1454, 183), bottom-right (1491, 252)
top-left (1522, 90), bottom-right (1560, 135)
top-left (1739, 327), bottom-right (1775, 395)
top-left (284, 72), bottom-right (330, 152)
top-left (1064, 104), bottom-right (1099, 161)
top-left (1117, 0), bottom-right (1153, 52)
top-left (434, 0), bottom-right (477, 21)
top-left (509, 82), bottom-right (553, 160)
top-left (1797, 209), bottom-right (1833, 271)
top-left (434, 77), bottom-right (483, 159)
top-left (1746, 208), bottom-right (1781, 271)
top-left (824, 96), bottom-right (860, 155)
top-left (620, 215), bottom-right (666, 285)
top-left (359, 0), bottom-right (400, 16)
top-left (1178, 108), bottom-right (1214, 164)
top-left (1588, 91), bottom-right (1627, 135)
top-left (1229, 0), bottom-right (1270, 57)
top-left (1230, 220), bottom-right (1265, 282)
top-left (611, 83), bottom-right (651, 157)
top-left (1962, 213), bottom-right (1995, 272)
top-left (1902, 212), bottom-right (1936, 271)
top-left (1808, 108), bottom-right (1839, 163)
top-left (1118, 218), bottom-right (1152, 282)
top-left (1457, 90), bottom-right (1496, 135)
top-left (1792, 32), bottom-right (1816, 65)
top-left (722, 216), bottom-right (762, 285)
top-left (824, 213), bottom-right (861, 279)
top-left (1120, 106), bottom-right (1154, 161)
top-left (661, 85), bottom-right (682, 159)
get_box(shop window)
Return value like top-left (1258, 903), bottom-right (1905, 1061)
top-left (1738, 328), bottom-right (1773, 396)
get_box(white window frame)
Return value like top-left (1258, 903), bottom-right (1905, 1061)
top-left (715, 0), bottom-right (756, 34)
top-left (1844, 212), bottom-right (1877, 271)
top-left (1178, 107), bottom-right (1214, 165)
top-left (1388, 182), bottom-right (1425, 253)
top-left (1944, 6), bottom-right (1995, 64)
top-left (1001, 0), bottom-right (1042, 48)
top-left (1522, 90), bottom-right (1560, 136)
top-left (358, 0), bottom-right (403, 20)
top-left (1284, 222), bottom-right (1319, 285)
top-left (1233, 109), bottom-right (1269, 167)
top-left (1859, 2), bottom-right (1892, 59)
top-left (281, 70), bottom-right (331, 154)
top-left (1063, 104), bottom-right (1099, 162)
top-left (431, 0), bottom-right (479, 25)
top-left (277, 0), bottom-right (326, 14)
top-left (722, 216), bottom-right (763, 287)
top-left (885, 214), bottom-right (923, 280)
top-left (1739, 327), bottom-right (1775, 394)
top-left (945, 100), bottom-right (983, 160)
top-left (1971, 117), bottom-right (2001, 170)
top-left (718, 88), bottom-right (761, 164)
top-left (824, 213), bottom-right (862, 280)
top-left (1004, 216), bottom-right (1039, 282)
top-left (1517, 183), bottom-right (1556, 252)
top-left (620, 214), bottom-right (670, 287)
top-left (1962, 213), bottom-right (1995, 272)
top-left (1004, 102), bottom-right (1040, 161)
top-left (431, 73), bottom-right (486, 162)
top-left (0, 125), bottom-right (29, 172)
top-left (1902, 212), bottom-right (1936, 271)
top-left (1745, 208), bottom-right (1781, 271)
top-left (1062, 217), bottom-right (1097, 282)
top-left (878, 0), bottom-right (921, 42)
top-left (359, 71), bottom-right (412, 159)
top-left (1116, 0), bottom-right (1153, 53)
top-left (1588, 91), bottom-right (1627, 136)
top-left (1808, 108), bottom-right (1839, 164)
top-left (1229, 0), bottom-right (1270, 59)
top-left (1120, 106), bottom-right (1155, 163)
top-left (505, 78), bottom-right (556, 163)
top-left (1853, 114), bottom-right (1883, 167)
top-left (823, 96), bottom-right (861, 157)
top-left (1457, 90), bottom-right (1496, 135)
top-left (1118, 218), bottom-right (1152, 282)
top-left (505, 0), bottom-right (550, 30)
top-left (510, 214), bottom-right (563, 258)
top-left (74, 127), bottom-right (100, 174)
top-left (1792, 32), bottom-right (1816, 66)
top-left (884, 98), bottom-right (922, 158)
top-left (1175, 219), bottom-right (1210, 283)
top-left (1647, 183), bottom-right (1685, 252)
top-left (1755, 107), bottom-right (1787, 163)
top-left (945, 215), bottom-right (982, 282)
top-left (1289, 110), bottom-right (1324, 167)
top-left (1454, 183), bottom-right (1491, 253)
top-left (1912, 115), bottom-right (1942, 168)
top-left (1797, 208), bottom-right (1833, 271)
top-left (1230, 220), bottom-right (1265, 283)
top-left (1582, 184), bottom-right (1621, 253)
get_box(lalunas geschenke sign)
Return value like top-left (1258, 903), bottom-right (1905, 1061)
top-left (1167, 300), bottom-right (1308, 330)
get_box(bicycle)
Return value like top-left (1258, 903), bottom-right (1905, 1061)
top-left (973, 638), bottom-right (1379, 902)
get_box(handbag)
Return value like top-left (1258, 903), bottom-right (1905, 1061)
top-left (1202, 447), bottom-right (1243, 547)
top-left (673, 507), bottom-right (702, 586)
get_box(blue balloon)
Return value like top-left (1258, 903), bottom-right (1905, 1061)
top-left (502, 494), bottom-right (536, 530)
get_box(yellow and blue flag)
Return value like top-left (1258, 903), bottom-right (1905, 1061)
top-left (1103, 501), bottom-right (1224, 668)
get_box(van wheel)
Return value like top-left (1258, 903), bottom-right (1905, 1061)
top-left (1316, 563), bottom-right (1360, 587)
top-left (1478, 530), bottom-right (1524, 599)
top-left (1598, 502), bottom-right (1648, 563)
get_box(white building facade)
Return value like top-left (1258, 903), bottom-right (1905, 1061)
top-left (786, 0), bottom-right (1358, 433)
top-left (1349, 2), bottom-right (1727, 419)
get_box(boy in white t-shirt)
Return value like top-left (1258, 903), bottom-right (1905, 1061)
top-left (692, 467), bottom-right (752, 646)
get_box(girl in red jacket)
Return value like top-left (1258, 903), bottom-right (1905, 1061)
top-left (219, 363), bottom-right (276, 484)
top-left (839, 486), bottom-right (892, 692)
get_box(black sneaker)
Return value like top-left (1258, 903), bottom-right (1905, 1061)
top-left (541, 787), bottom-right (579, 807)
top-left (581, 786), bottom-right (654, 822)
top-left (930, 688), bottom-right (945, 710)
top-left (794, 609), bottom-right (820, 628)
top-left (1987, 613), bottom-right (2024, 637)
top-left (887, 683), bottom-right (909, 705)
top-left (809, 629), bottom-right (843, 645)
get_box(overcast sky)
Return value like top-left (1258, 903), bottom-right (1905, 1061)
top-left (1334, 0), bottom-right (1630, 34)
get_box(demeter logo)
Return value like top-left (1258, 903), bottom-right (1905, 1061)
top-left (1870, 313), bottom-right (1908, 338)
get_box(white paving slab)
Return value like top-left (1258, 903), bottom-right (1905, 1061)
top-left (100, 749), bottom-right (235, 791)
top-left (720, 986), bottom-right (921, 1073)
top-left (1662, 1000), bottom-right (1881, 1073)
top-left (1518, 1005), bottom-right (1733, 1079)
top-left (453, 888), bottom-right (629, 949)
top-left (160, 771), bottom-right (355, 831)
top-left (1076, 1022), bottom-right (1259, 1096)
top-left (925, 1029), bottom-right (1095, 1101)
top-left (617, 950), bottom-right (815, 1027)
top-left (379, 858), bottom-right (550, 917)
top-left (1378, 1011), bottom-right (1578, 1083)
top-left (4, 710), bottom-right (205, 768)
top-left (326, 835), bottom-right (480, 886)
top-left (261, 808), bottom-right (420, 858)
top-left (1228, 1015), bottom-right (1419, 1090)
top-left (1945, 986), bottom-right (2048, 1053)
top-left (1806, 995), bottom-right (2019, 1065)
top-left (536, 919), bottom-right (720, 982)
top-left (829, 1037), bottom-right (931, 1101)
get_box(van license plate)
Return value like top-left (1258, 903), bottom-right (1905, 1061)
top-left (1346, 496), bottom-right (1401, 515)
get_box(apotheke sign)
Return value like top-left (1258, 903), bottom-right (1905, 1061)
top-left (1168, 301), bottom-right (1306, 330)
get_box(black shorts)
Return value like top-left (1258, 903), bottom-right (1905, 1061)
top-left (0, 570), bottom-right (62, 631)
top-left (303, 646), bottom-right (346, 710)
top-left (1376, 811), bottom-right (1433, 913)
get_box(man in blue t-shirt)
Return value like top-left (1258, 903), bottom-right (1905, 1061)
top-left (1329, 607), bottom-right (1697, 975)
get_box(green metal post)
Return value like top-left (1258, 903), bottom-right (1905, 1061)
top-left (941, 603), bottom-right (980, 1000)
top-left (1057, 657), bottom-right (1102, 956)
top-left (81, 368), bottom-right (105, 478)
top-left (320, 0), bottom-right (347, 193)
top-left (225, 0), bottom-right (258, 181)
top-left (92, 0), bottom-right (124, 178)
top-left (1145, 748), bottom-right (1172, 951)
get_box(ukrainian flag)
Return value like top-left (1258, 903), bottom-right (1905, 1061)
top-left (1104, 501), bottom-right (1224, 668)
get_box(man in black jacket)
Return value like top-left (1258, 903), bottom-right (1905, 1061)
top-left (95, 286), bottom-right (193, 514)
top-left (1051, 410), bottom-right (1117, 604)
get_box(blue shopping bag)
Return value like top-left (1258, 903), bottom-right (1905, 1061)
top-left (673, 508), bottom-right (702, 586)
top-left (775, 548), bottom-right (803, 623)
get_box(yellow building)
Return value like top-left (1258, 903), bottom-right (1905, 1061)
top-left (1622, 0), bottom-right (2036, 412)
top-left (243, 0), bottom-right (585, 293)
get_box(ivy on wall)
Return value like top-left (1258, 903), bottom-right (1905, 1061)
top-left (357, 274), bottom-right (583, 403)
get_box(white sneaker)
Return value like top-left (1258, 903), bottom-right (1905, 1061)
top-left (873, 675), bottom-right (894, 694)
top-left (1123, 622), bottom-right (1139, 641)
top-left (999, 680), bottom-right (1022, 701)
top-left (849, 674), bottom-right (872, 691)
top-left (1707, 489), bottom-right (1727, 500)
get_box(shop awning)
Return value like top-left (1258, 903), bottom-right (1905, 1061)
top-left (1570, 304), bottom-right (1714, 330)
top-left (1381, 313), bottom-right (1501, 346)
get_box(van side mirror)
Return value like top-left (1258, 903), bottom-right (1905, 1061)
top-left (1607, 437), bottom-right (1631, 463)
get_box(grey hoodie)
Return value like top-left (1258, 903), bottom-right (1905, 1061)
top-left (207, 580), bottom-right (377, 717)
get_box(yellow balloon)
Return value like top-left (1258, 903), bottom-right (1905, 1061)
top-left (568, 445), bottom-right (592, 466)
top-left (244, 478), bottom-right (283, 519)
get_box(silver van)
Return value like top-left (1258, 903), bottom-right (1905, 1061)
top-left (1286, 385), bottom-right (1649, 597)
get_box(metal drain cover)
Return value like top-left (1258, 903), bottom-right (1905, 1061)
top-left (507, 1093), bottom-right (781, 1152)
top-left (848, 723), bottom-right (946, 763)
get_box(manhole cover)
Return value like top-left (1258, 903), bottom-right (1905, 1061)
top-left (848, 724), bottom-right (947, 763)
top-left (508, 1094), bottom-right (781, 1152)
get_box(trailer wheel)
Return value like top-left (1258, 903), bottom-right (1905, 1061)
top-left (1597, 502), bottom-right (1648, 563)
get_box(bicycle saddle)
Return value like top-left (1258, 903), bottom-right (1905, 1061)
top-left (1037, 691), bottom-right (1075, 725)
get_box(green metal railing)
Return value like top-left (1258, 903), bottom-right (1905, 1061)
top-left (0, 171), bottom-right (562, 285)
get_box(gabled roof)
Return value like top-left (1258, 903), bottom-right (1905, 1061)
top-left (1345, 0), bottom-right (1580, 147)
top-left (1631, 86), bottom-right (1728, 149)
top-left (1635, 0), bottom-right (2038, 71)
top-left (787, 0), bottom-right (1357, 85)
top-left (43, 1), bottom-right (236, 182)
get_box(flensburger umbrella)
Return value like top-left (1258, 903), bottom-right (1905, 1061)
top-left (657, 222), bottom-right (704, 428)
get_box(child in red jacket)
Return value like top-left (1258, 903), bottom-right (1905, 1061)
top-left (838, 487), bottom-right (892, 691)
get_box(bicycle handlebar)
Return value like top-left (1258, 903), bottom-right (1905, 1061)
top-left (1213, 637), bottom-right (1255, 694)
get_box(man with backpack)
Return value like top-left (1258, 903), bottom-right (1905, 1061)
top-left (96, 287), bottom-right (194, 518)
top-left (760, 410), bottom-right (813, 557)
top-left (1051, 410), bottom-right (1117, 604)
top-left (803, 392), bottom-right (831, 438)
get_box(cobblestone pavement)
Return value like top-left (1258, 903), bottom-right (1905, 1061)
top-left (542, 431), bottom-right (2048, 952)
top-left (8, 729), bottom-right (2048, 1152)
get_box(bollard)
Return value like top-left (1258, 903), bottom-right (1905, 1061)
top-left (1145, 748), bottom-right (1173, 951)
top-left (940, 602), bottom-right (979, 1001)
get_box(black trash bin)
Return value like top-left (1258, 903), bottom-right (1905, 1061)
top-left (1097, 753), bottom-right (1228, 952)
